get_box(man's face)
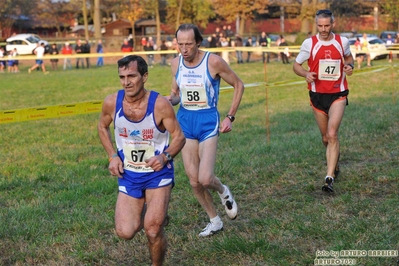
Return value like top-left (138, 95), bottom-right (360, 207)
top-left (316, 17), bottom-right (335, 41)
top-left (118, 61), bottom-right (147, 98)
top-left (177, 29), bottom-right (198, 62)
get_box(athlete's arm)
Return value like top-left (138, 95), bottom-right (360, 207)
top-left (98, 94), bottom-right (124, 177)
top-left (208, 54), bottom-right (245, 133)
top-left (341, 37), bottom-right (354, 76)
top-left (145, 95), bottom-right (186, 171)
top-left (293, 39), bottom-right (317, 83)
top-left (168, 57), bottom-right (181, 106)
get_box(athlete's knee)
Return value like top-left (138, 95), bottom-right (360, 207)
top-left (326, 131), bottom-right (339, 142)
top-left (144, 223), bottom-right (163, 242)
top-left (198, 174), bottom-right (215, 188)
top-left (115, 223), bottom-right (141, 240)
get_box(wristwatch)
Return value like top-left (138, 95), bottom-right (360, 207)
top-left (162, 151), bottom-right (172, 162)
top-left (226, 114), bottom-right (235, 122)
top-left (348, 63), bottom-right (354, 69)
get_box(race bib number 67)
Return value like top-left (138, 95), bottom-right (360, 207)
top-left (123, 140), bottom-right (155, 173)
top-left (318, 59), bottom-right (341, 81)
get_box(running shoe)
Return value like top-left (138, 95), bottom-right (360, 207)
top-left (198, 221), bottom-right (223, 237)
top-left (218, 185), bottom-right (238, 220)
top-left (322, 176), bottom-right (334, 192)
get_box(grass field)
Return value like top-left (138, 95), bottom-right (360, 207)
top-left (1, 57), bottom-right (398, 266)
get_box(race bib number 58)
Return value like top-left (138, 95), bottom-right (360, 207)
top-left (181, 85), bottom-right (208, 110)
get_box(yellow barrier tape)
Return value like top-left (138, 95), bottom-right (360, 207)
top-left (0, 101), bottom-right (102, 124)
top-left (1, 45), bottom-right (399, 61)
top-left (0, 64), bottom-right (397, 125)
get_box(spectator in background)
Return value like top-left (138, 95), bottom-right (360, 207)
top-left (220, 36), bottom-right (230, 65)
top-left (12, 48), bottom-right (19, 73)
top-left (171, 37), bottom-right (179, 57)
top-left (245, 37), bottom-right (253, 63)
top-left (361, 33), bottom-right (371, 67)
top-left (144, 40), bottom-right (154, 67)
top-left (258, 32), bottom-right (269, 63)
top-left (128, 34), bottom-right (134, 50)
top-left (83, 40), bottom-right (91, 68)
top-left (48, 43), bottom-right (59, 71)
top-left (62, 42), bottom-right (73, 70)
top-left (141, 37), bottom-right (147, 50)
top-left (279, 35), bottom-right (289, 64)
top-left (226, 25), bottom-right (234, 44)
top-left (386, 34), bottom-right (394, 63)
top-left (160, 40), bottom-right (168, 66)
top-left (214, 27), bottom-right (221, 44)
top-left (75, 39), bottom-right (85, 69)
top-left (354, 37), bottom-right (364, 69)
top-left (7, 50), bottom-right (14, 73)
top-left (121, 38), bottom-right (133, 53)
top-left (148, 36), bottom-right (156, 49)
top-left (209, 34), bottom-right (218, 48)
top-left (0, 47), bottom-right (5, 73)
top-left (396, 33), bottom-right (399, 59)
top-left (234, 34), bottom-right (244, 64)
top-left (96, 39), bottom-right (104, 67)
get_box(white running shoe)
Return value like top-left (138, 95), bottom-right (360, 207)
top-left (219, 185), bottom-right (238, 220)
top-left (199, 221), bottom-right (223, 237)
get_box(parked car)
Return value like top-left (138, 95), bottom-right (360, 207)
top-left (339, 32), bottom-right (355, 39)
top-left (348, 36), bottom-right (388, 60)
top-left (379, 31), bottom-right (398, 44)
top-left (6, 33), bottom-right (49, 55)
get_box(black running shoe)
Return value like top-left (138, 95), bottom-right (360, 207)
top-left (322, 176), bottom-right (334, 192)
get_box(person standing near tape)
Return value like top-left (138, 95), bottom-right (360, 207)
top-left (61, 42), bottom-right (73, 70)
top-left (168, 24), bottom-right (245, 237)
top-left (293, 9), bottom-right (354, 193)
top-left (98, 55), bottom-right (185, 265)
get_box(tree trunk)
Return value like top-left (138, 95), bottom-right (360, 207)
top-left (132, 24), bottom-right (136, 51)
top-left (155, 0), bottom-right (161, 49)
top-left (82, 0), bottom-right (89, 40)
top-left (176, 0), bottom-right (183, 30)
top-left (239, 17), bottom-right (245, 36)
top-left (280, 6), bottom-right (285, 33)
top-left (300, 0), bottom-right (310, 34)
top-left (94, 0), bottom-right (101, 39)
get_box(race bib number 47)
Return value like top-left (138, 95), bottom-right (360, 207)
top-left (123, 140), bottom-right (155, 173)
top-left (318, 59), bottom-right (341, 81)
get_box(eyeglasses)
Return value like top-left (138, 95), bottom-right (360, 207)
top-left (316, 9), bottom-right (333, 16)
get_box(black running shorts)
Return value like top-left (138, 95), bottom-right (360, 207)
top-left (309, 90), bottom-right (349, 115)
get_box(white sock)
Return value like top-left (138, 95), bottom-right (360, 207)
top-left (210, 215), bottom-right (222, 225)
